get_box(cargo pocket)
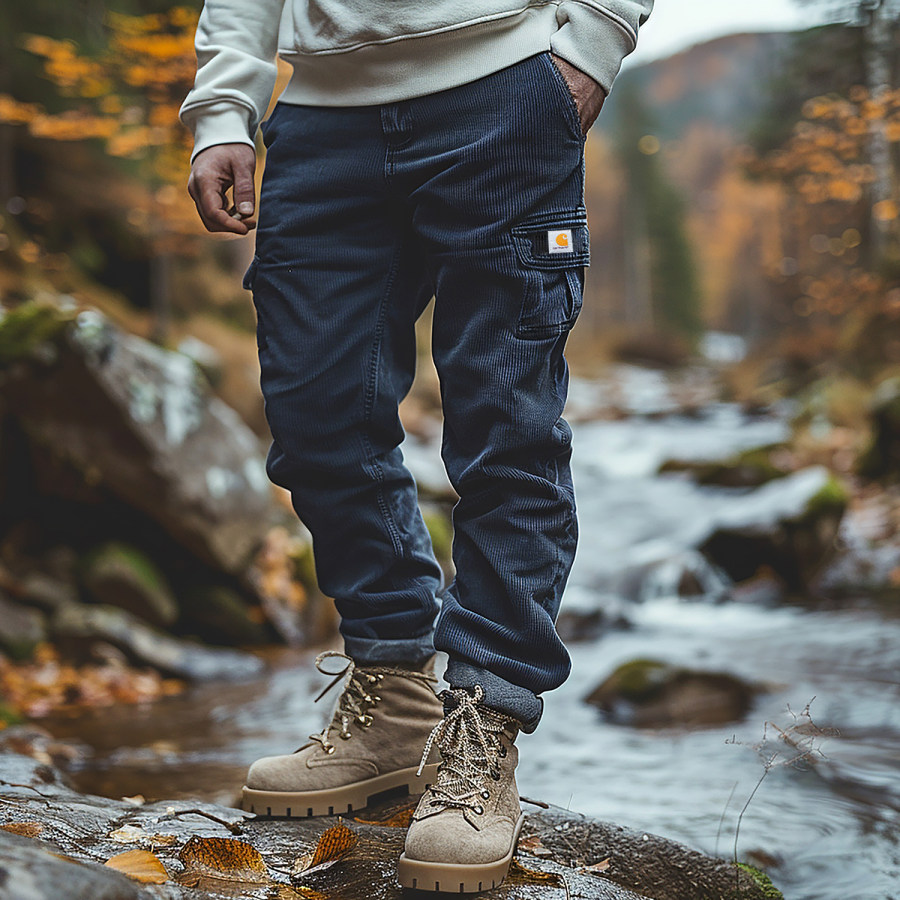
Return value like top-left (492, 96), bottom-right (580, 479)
top-left (511, 211), bottom-right (589, 340)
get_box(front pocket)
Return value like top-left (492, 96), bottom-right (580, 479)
top-left (511, 212), bottom-right (589, 339)
top-left (540, 52), bottom-right (586, 143)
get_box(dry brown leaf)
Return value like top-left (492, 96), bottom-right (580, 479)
top-left (583, 857), bottom-right (611, 875)
top-left (0, 822), bottom-right (43, 837)
top-left (178, 835), bottom-right (268, 884)
top-left (517, 833), bottom-right (553, 857)
top-left (292, 820), bottom-right (358, 878)
top-left (353, 805), bottom-right (414, 828)
top-left (104, 849), bottom-right (169, 884)
top-left (507, 858), bottom-right (560, 886)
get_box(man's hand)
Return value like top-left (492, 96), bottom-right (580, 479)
top-left (187, 143), bottom-right (258, 235)
top-left (550, 53), bottom-right (607, 136)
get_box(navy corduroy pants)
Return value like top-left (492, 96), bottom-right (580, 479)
top-left (245, 50), bottom-right (587, 732)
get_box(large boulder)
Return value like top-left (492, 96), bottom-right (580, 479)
top-left (698, 467), bottom-right (847, 590)
top-left (80, 542), bottom-right (179, 628)
top-left (0, 303), bottom-right (275, 575)
top-left (858, 375), bottom-right (900, 481)
top-left (0, 591), bottom-right (46, 660)
top-left (585, 658), bottom-right (758, 728)
top-left (50, 603), bottom-right (264, 681)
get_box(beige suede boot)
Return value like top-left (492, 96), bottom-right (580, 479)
top-left (397, 686), bottom-right (525, 892)
top-left (242, 651), bottom-right (443, 817)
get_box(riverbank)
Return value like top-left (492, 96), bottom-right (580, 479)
top-left (0, 743), bottom-right (780, 900)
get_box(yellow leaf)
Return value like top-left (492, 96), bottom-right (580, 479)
top-left (292, 821), bottom-right (357, 878)
top-left (517, 833), bottom-right (553, 857)
top-left (104, 849), bottom-right (169, 884)
top-left (874, 199), bottom-right (899, 222)
top-left (178, 835), bottom-right (268, 884)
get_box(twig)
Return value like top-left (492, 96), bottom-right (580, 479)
top-left (715, 782), bottom-right (737, 858)
top-left (160, 808), bottom-right (251, 835)
top-left (519, 795), bottom-right (550, 809)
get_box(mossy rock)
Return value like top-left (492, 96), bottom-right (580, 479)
top-left (659, 444), bottom-right (789, 488)
top-left (0, 301), bottom-right (74, 367)
top-left (79, 542), bottom-right (178, 629)
top-left (180, 584), bottom-right (269, 645)
top-left (0, 593), bottom-right (46, 661)
top-left (732, 863), bottom-right (784, 900)
top-left (858, 375), bottom-right (900, 480)
top-left (585, 658), bottom-right (757, 728)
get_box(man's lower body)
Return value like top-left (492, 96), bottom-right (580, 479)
top-left (242, 50), bottom-right (587, 889)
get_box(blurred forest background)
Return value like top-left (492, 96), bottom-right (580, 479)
top-left (1, 3), bottom-right (900, 899)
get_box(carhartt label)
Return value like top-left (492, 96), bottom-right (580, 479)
top-left (548, 229), bottom-right (573, 254)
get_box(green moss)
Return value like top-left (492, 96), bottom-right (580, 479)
top-left (0, 301), bottom-right (73, 366)
top-left (610, 658), bottom-right (674, 700)
top-left (0, 702), bottom-right (24, 729)
top-left (802, 474), bottom-right (848, 519)
top-left (735, 863), bottom-right (784, 899)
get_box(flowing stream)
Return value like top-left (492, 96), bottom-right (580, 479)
top-left (47, 367), bottom-right (900, 900)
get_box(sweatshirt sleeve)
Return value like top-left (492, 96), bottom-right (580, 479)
top-left (179, 0), bottom-right (288, 166)
top-left (550, 0), bottom-right (654, 97)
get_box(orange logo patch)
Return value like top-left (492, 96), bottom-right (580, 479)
top-left (547, 229), bottom-right (574, 254)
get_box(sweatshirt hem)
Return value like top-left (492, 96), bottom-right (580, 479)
top-left (277, 5), bottom-right (561, 106)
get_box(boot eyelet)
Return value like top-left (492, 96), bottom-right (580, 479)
top-left (498, 746), bottom-right (507, 758)
top-left (376, 674), bottom-right (384, 681)
top-left (339, 730), bottom-right (352, 740)
top-left (490, 770), bottom-right (500, 781)
top-left (474, 805), bottom-right (484, 815)
top-left (324, 744), bottom-right (335, 755)
top-left (357, 714), bottom-right (374, 726)
top-left (481, 790), bottom-right (490, 800)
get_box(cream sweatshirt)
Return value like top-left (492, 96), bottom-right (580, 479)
top-left (179, 0), bottom-right (654, 165)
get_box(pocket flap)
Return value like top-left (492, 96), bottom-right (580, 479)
top-left (511, 212), bottom-right (590, 270)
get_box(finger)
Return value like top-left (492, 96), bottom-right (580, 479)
top-left (231, 158), bottom-right (256, 220)
top-left (198, 182), bottom-right (248, 235)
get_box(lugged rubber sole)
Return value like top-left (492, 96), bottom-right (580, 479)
top-left (242, 762), bottom-right (440, 818)
top-left (397, 812), bottom-right (525, 893)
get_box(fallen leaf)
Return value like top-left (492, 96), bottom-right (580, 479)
top-left (0, 822), bottom-right (43, 837)
top-left (354, 800), bottom-right (415, 828)
top-left (105, 849), bottom-right (169, 884)
top-left (518, 833), bottom-right (553, 857)
top-left (149, 832), bottom-right (176, 847)
top-left (583, 857), bottom-right (611, 875)
top-left (507, 858), bottom-right (560, 886)
top-left (121, 795), bottom-right (146, 806)
top-left (292, 820), bottom-right (358, 878)
top-left (178, 835), bottom-right (268, 884)
top-left (109, 824), bottom-right (147, 843)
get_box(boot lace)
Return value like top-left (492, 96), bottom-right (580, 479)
top-left (415, 685), bottom-right (513, 816)
top-left (307, 650), bottom-right (435, 755)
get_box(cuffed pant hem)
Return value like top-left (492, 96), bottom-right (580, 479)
top-left (444, 658), bottom-right (543, 733)
top-left (342, 633), bottom-right (437, 666)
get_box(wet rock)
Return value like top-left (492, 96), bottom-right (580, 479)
top-left (554, 587), bottom-right (632, 644)
top-left (858, 376), bottom-right (900, 480)
top-left (585, 658), bottom-right (757, 728)
top-left (0, 831), bottom-right (141, 900)
top-left (0, 591), bottom-right (46, 660)
top-left (80, 542), bottom-right (178, 628)
top-left (731, 571), bottom-right (788, 607)
top-left (698, 466), bottom-right (847, 590)
top-left (659, 443), bottom-right (789, 488)
top-left (640, 550), bottom-right (731, 604)
top-left (0, 304), bottom-right (276, 575)
top-left (18, 571), bottom-right (78, 613)
top-left (180, 585), bottom-right (269, 645)
top-left (813, 538), bottom-right (900, 604)
top-left (0, 750), bottom-right (781, 900)
top-left (50, 603), bottom-right (264, 681)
